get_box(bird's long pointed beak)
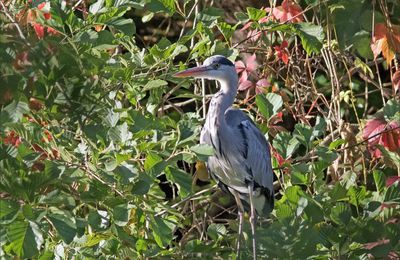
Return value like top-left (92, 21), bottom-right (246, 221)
top-left (173, 65), bottom-right (210, 78)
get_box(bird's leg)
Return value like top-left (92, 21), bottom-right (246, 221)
top-left (232, 191), bottom-right (245, 258)
top-left (248, 185), bottom-right (257, 260)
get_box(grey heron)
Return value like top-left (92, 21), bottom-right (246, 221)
top-left (174, 55), bottom-right (274, 259)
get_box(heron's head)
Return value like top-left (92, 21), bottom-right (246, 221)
top-left (174, 55), bottom-right (237, 82)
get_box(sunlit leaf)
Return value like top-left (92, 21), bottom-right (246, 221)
top-left (6, 220), bottom-right (43, 258)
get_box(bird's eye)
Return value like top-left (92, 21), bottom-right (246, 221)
top-left (213, 63), bottom-right (220, 69)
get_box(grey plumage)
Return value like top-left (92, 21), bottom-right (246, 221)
top-left (201, 98), bottom-right (274, 216)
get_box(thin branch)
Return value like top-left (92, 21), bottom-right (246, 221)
top-left (0, 1), bottom-right (30, 45)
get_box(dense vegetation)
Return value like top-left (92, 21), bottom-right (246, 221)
top-left (1, 0), bottom-right (399, 258)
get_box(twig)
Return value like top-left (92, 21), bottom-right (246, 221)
top-left (0, 1), bottom-right (30, 45)
top-left (155, 185), bottom-right (216, 217)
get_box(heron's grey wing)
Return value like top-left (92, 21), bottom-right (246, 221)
top-left (225, 108), bottom-right (274, 213)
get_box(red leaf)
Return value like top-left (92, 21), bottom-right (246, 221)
top-left (370, 23), bottom-right (400, 65)
top-left (238, 80), bottom-right (254, 91)
top-left (235, 54), bottom-right (258, 91)
top-left (3, 131), bottom-right (22, 147)
top-left (255, 78), bottom-right (271, 94)
top-left (31, 162), bottom-right (45, 171)
top-left (41, 129), bottom-right (53, 143)
top-left (386, 176), bottom-right (400, 187)
top-left (13, 51), bottom-right (31, 71)
top-left (274, 41), bottom-right (290, 64)
top-left (29, 97), bottom-right (44, 111)
top-left (43, 13), bottom-right (51, 20)
top-left (271, 146), bottom-right (286, 167)
top-left (46, 26), bottom-right (59, 36)
top-left (235, 60), bottom-right (246, 73)
top-left (241, 21), bottom-right (253, 32)
top-left (364, 239), bottom-right (390, 250)
top-left (32, 144), bottom-right (48, 160)
top-left (51, 148), bottom-right (60, 159)
top-left (38, 2), bottom-right (51, 20)
top-left (363, 119), bottom-right (400, 158)
top-left (363, 118), bottom-right (386, 144)
top-left (32, 23), bottom-right (45, 39)
top-left (244, 54), bottom-right (257, 72)
top-left (272, 0), bottom-right (303, 23)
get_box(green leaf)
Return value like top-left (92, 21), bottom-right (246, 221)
top-left (353, 32), bottom-right (374, 59)
top-left (265, 93), bottom-right (283, 115)
top-left (144, 152), bottom-right (163, 171)
top-left (142, 12), bottom-right (154, 23)
top-left (89, 0), bottom-right (105, 14)
top-left (294, 23), bottom-right (324, 55)
top-left (313, 116), bottom-right (327, 138)
top-left (383, 99), bottom-right (400, 120)
top-left (273, 132), bottom-right (300, 159)
top-left (158, 0), bottom-right (175, 14)
top-left (285, 186), bottom-right (301, 204)
top-left (88, 209), bottom-right (109, 231)
top-left (144, 152), bottom-right (166, 177)
top-left (378, 146), bottom-right (400, 169)
top-left (115, 163), bottom-right (139, 184)
top-left (94, 30), bottom-right (117, 50)
top-left (294, 124), bottom-right (313, 150)
top-left (107, 18), bottom-right (136, 36)
top-left (6, 220), bottom-right (43, 258)
top-left (2, 101), bottom-right (29, 123)
top-left (165, 166), bottom-right (192, 197)
top-left (149, 216), bottom-right (174, 248)
top-left (84, 233), bottom-right (110, 247)
top-left (296, 197), bottom-right (308, 216)
top-left (190, 144), bottom-right (214, 156)
top-left (384, 182), bottom-right (400, 203)
top-left (315, 146), bottom-right (338, 162)
top-left (291, 172), bottom-right (309, 185)
top-left (207, 223), bottom-right (227, 240)
top-left (77, 30), bottom-right (98, 44)
top-left (0, 199), bottom-right (20, 224)
top-left (105, 109), bottom-right (120, 127)
top-left (329, 183), bottom-right (348, 201)
top-left (235, 11), bottom-right (248, 22)
top-left (131, 174), bottom-right (152, 195)
top-left (147, 0), bottom-right (175, 14)
top-left (329, 139), bottom-right (346, 150)
top-left (276, 203), bottom-right (294, 222)
top-left (197, 7), bottom-right (224, 26)
top-left (113, 203), bottom-right (130, 226)
top-left (218, 22), bottom-right (236, 42)
top-left (373, 170), bottom-right (386, 194)
top-left (48, 213), bottom-right (77, 244)
top-left (246, 7), bottom-right (266, 21)
top-left (256, 93), bottom-right (282, 119)
top-left (143, 79), bottom-right (168, 91)
top-left (108, 122), bottom-right (132, 143)
top-left (304, 201), bottom-right (324, 223)
top-left (330, 203), bottom-right (351, 225)
top-left (348, 186), bottom-right (366, 207)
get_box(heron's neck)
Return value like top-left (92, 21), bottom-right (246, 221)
top-left (206, 77), bottom-right (237, 131)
